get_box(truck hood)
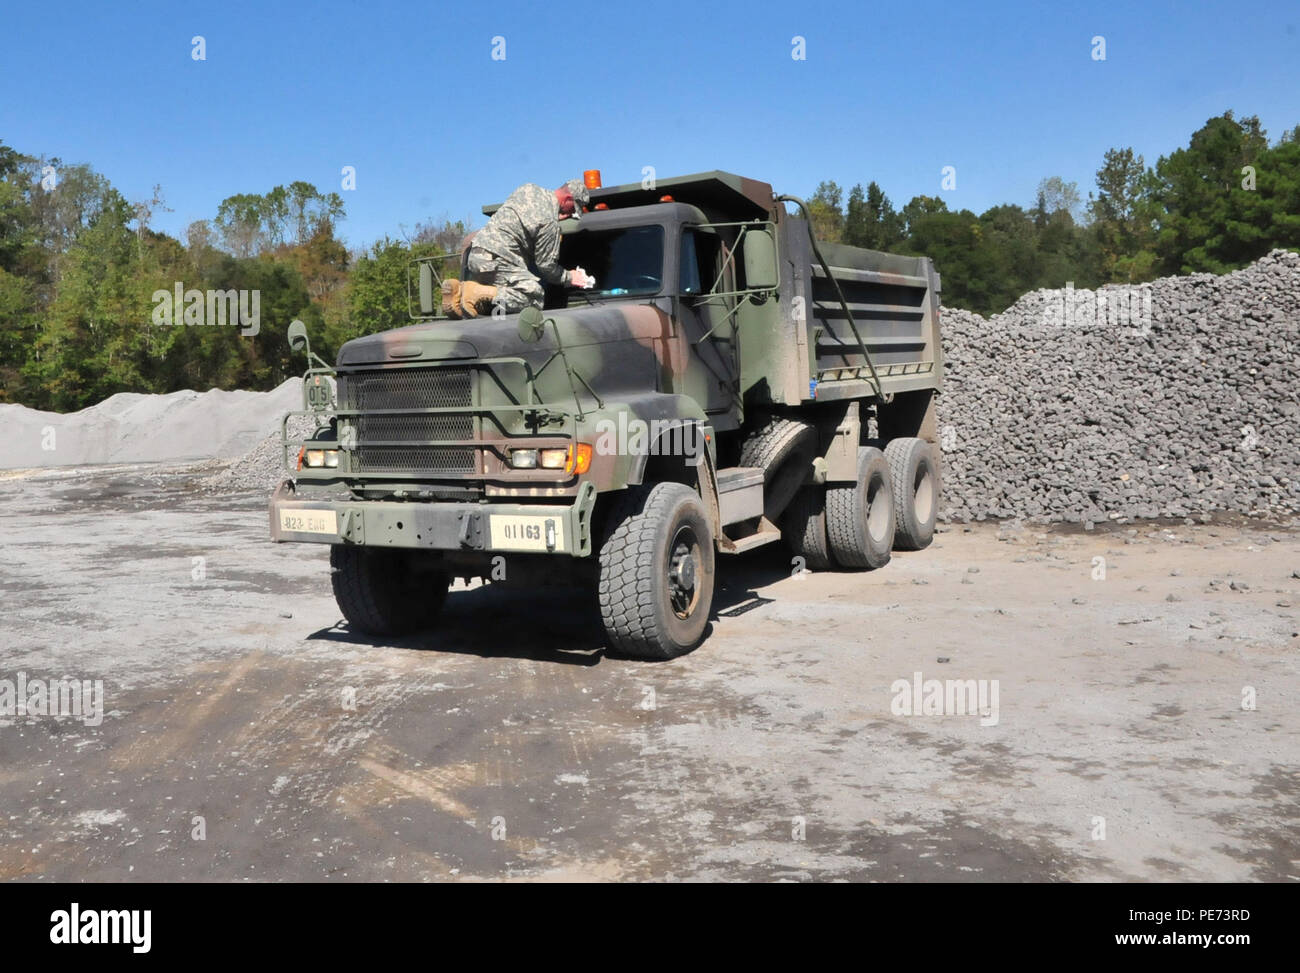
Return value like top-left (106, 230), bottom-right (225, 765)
top-left (336, 301), bottom-right (679, 367)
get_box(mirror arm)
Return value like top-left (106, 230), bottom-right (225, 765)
top-left (307, 351), bottom-right (335, 374)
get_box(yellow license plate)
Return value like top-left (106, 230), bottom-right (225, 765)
top-left (279, 508), bottom-right (338, 535)
top-left (489, 514), bottom-right (565, 552)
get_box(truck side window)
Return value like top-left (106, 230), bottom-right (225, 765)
top-left (680, 229), bottom-right (702, 295)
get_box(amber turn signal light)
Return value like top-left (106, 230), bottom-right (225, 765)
top-left (566, 443), bottom-right (593, 475)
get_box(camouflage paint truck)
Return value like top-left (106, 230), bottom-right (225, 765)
top-left (271, 171), bottom-right (943, 659)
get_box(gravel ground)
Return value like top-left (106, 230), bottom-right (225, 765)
top-left (3, 254), bottom-right (1298, 882)
top-left (1, 464), bottom-right (1296, 881)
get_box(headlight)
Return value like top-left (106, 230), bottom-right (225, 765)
top-left (509, 445), bottom-right (591, 473)
top-left (539, 448), bottom-right (568, 469)
top-left (304, 449), bottom-right (339, 469)
top-left (509, 449), bottom-right (539, 469)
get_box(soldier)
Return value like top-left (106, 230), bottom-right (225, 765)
top-left (443, 179), bottom-right (594, 319)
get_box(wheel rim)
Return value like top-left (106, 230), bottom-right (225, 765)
top-left (913, 464), bottom-right (935, 524)
top-left (667, 525), bottom-right (702, 619)
top-left (867, 476), bottom-right (891, 542)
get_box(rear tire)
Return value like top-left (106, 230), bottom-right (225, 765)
top-left (826, 447), bottom-right (895, 569)
top-left (738, 416), bottom-right (817, 521)
top-left (330, 546), bottom-right (449, 636)
top-left (598, 483), bottom-right (715, 659)
top-left (884, 437), bottom-right (939, 550)
top-left (782, 486), bottom-right (833, 571)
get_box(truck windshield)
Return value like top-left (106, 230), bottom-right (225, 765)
top-left (559, 225), bottom-right (664, 297)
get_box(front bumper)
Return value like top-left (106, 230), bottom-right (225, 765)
top-left (269, 480), bottom-right (598, 557)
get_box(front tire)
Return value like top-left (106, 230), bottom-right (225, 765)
top-left (330, 546), bottom-right (449, 637)
top-left (598, 483), bottom-right (716, 659)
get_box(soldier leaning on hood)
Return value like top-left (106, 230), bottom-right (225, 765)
top-left (443, 178), bottom-right (593, 319)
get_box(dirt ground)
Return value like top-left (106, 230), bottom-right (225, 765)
top-left (1, 464), bottom-right (1297, 882)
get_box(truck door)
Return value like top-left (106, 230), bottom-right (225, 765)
top-left (677, 226), bottom-right (740, 430)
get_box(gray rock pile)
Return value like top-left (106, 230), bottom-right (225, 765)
top-left (204, 414), bottom-right (317, 494)
top-left (937, 249), bottom-right (1300, 524)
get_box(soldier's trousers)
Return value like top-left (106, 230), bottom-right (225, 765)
top-left (466, 246), bottom-right (545, 313)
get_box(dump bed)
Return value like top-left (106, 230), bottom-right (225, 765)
top-left (780, 223), bottom-right (943, 404)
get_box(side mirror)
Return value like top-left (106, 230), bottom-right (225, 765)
top-left (518, 306), bottom-right (545, 343)
top-left (287, 319), bottom-right (309, 354)
top-left (743, 226), bottom-right (778, 291)
top-left (418, 263), bottom-right (436, 315)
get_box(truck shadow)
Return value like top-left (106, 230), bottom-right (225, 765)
top-left (305, 544), bottom-right (797, 664)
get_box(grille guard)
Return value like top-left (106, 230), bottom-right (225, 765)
top-left (281, 355), bottom-right (591, 481)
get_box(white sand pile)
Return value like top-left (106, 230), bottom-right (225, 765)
top-left (2, 379), bottom-right (302, 470)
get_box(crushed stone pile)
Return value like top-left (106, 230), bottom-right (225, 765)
top-left (937, 249), bottom-right (1300, 524)
top-left (2, 379), bottom-right (302, 471)
top-left (203, 414), bottom-right (317, 493)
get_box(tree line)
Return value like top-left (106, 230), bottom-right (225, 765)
top-left (0, 146), bottom-right (466, 411)
top-left (1, 110), bottom-right (1297, 411)
top-left (805, 110), bottom-right (1300, 314)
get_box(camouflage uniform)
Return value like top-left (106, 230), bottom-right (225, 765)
top-left (468, 181), bottom-right (587, 313)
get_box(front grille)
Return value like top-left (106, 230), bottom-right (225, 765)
top-left (357, 413), bottom-right (474, 442)
top-left (354, 447), bottom-right (476, 475)
top-left (338, 367), bottom-right (477, 477)
top-left (338, 368), bottom-right (472, 411)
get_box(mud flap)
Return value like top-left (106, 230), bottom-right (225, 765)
top-left (695, 449), bottom-right (734, 553)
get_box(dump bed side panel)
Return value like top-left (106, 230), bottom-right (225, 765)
top-left (807, 242), bottom-right (942, 400)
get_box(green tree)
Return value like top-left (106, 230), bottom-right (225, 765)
top-left (807, 180), bottom-right (844, 242)
top-left (0, 141), bottom-right (39, 398)
top-left (845, 182), bottom-right (903, 250)
top-left (286, 181), bottom-right (344, 246)
top-left (977, 204), bottom-right (1040, 306)
top-left (23, 188), bottom-right (143, 409)
top-left (215, 183), bottom-right (347, 257)
top-left (412, 216), bottom-right (470, 253)
top-left (900, 195), bottom-right (948, 236)
top-left (1088, 148), bottom-right (1156, 281)
top-left (1035, 176), bottom-right (1085, 224)
top-left (902, 209), bottom-right (1008, 315)
top-left (214, 192), bottom-right (269, 258)
top-left (1148, 111), bottom-right (1271, 273)
top-left (332, 236), bottom-right (441, 352)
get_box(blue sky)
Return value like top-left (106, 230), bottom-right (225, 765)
top-left (2, 0), bottom-right (1297, 249)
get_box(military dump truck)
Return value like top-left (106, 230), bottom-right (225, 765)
top-left (270, 171), bottom-right (943, 659)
